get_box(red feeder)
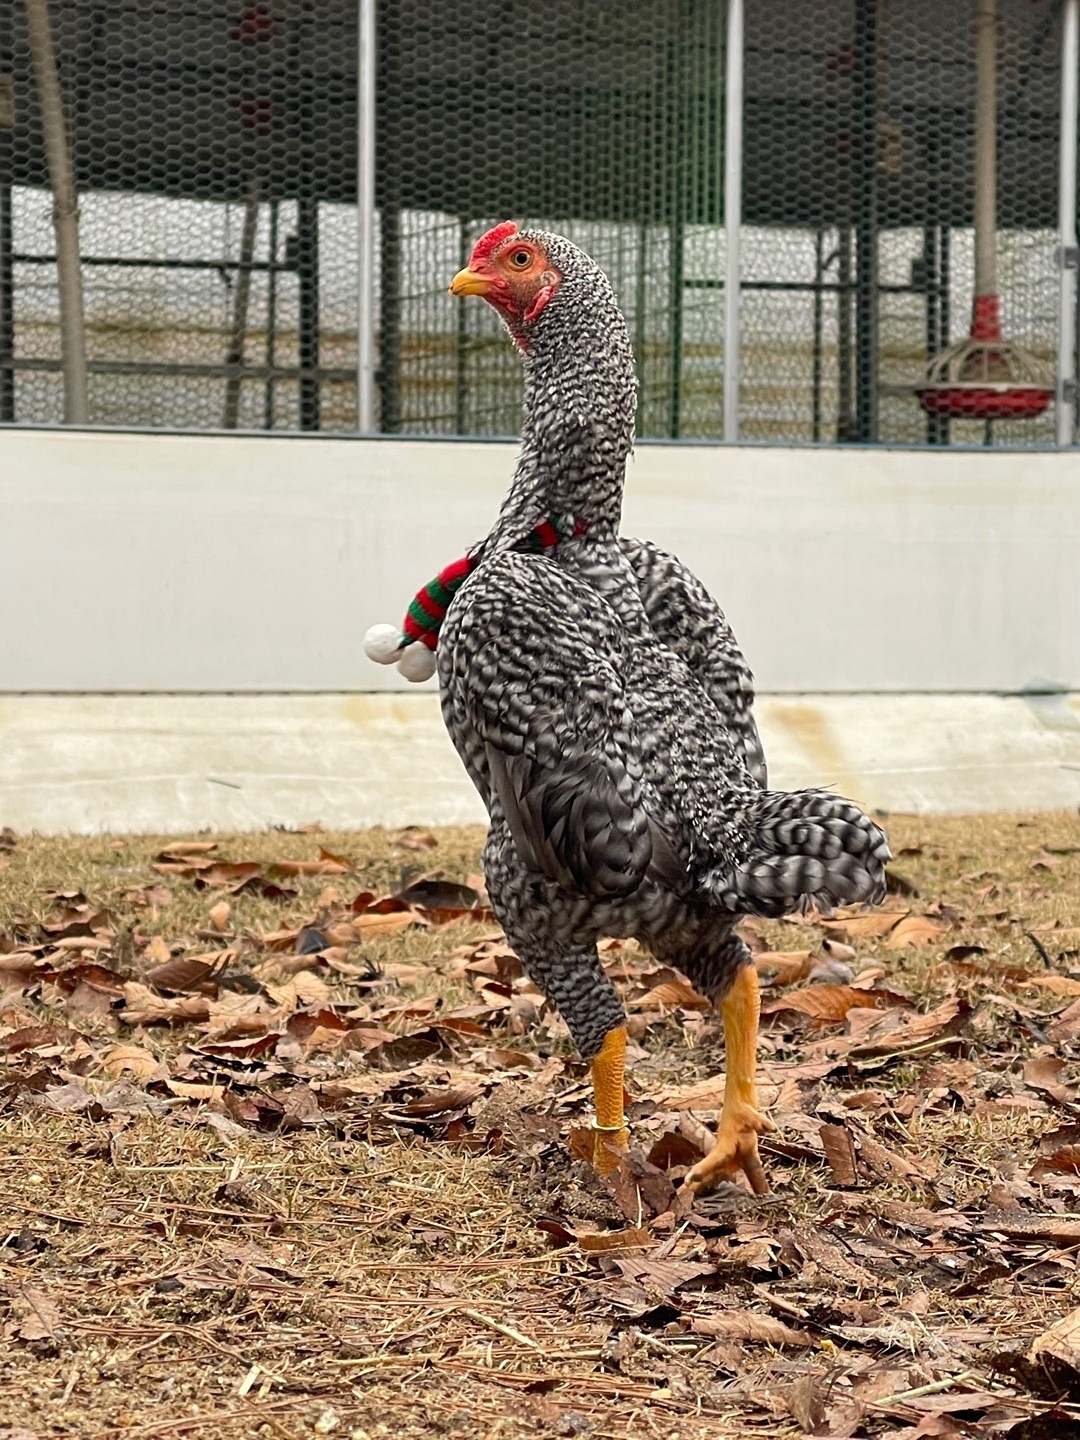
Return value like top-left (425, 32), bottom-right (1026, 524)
top-left (915, 0), bottom-right (1052, 424)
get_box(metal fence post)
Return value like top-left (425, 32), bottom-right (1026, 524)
top-left (24, 0), bottom-right (87, 426)
top-left (722, 0), bottom-right (743, 442)
top-left (1057, 0), bottom-right (1079, 446)
top-left (356, 0), bottom-right (377, 433)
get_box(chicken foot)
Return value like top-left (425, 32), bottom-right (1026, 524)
top-left (683, 964), bottom-right (774, 1195)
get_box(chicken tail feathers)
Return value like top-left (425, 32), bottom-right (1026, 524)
top-left (705, 789), bottom-right (892, 918)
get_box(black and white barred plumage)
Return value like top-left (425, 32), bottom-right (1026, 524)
top-left (439, 229), bottom-right (890, 1062)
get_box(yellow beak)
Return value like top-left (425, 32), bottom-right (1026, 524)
top-left (449, 266), bottom-right (493, 298)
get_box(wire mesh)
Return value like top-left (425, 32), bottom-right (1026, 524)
top-left (0, 0), bottom-right (1071, 444)
top-left (0, 0), bottom-right (359, 431)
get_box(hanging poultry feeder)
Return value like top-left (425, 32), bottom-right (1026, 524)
top-left (916, 0), bottom-right (1052, 422)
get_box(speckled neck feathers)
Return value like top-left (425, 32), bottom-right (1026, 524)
top-left (487, 232), bottom-right (637, 551)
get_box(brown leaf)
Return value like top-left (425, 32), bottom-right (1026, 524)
top-left (652, 1075), bottom-right (728, 1111)
top-left (822, 911), bottom-right (905, 942)
top-left (1024, 973), bottom-right (1080, 998)
top-left (753, 950), bottom-right (815, 986)
top-left (885, 915), bottom-right (950, 948)
top-left (691, 1311), bottom-right (813, 1347)
top-left (392, 1082), bottom-right (485, 1118)
top-left (165, 1078), bottom-right (224, 1100)
top-left (14, 1284), bottom-right (61, 1342)
top-left (1024, 1056), bottom-right (1076, 1104)
top-left (848, 997), bottom-right (967, 1063)
top-left (118, 982), bottom-right (211, 1026)
top-left (266, 858), bottom-right (350, 877)
top-left (208, 900), bottom-right (231, 931)
top-left (629, 978), bottom-right (710, 1011)
top-left (100, 1043), bottom-right (161, 1079)
top-left (978, 1213), bottom-right (1080, 1243)
top-left (857, 1132), bottom-right (932, 1182)
top-left (763, 984), bottom-right (895, 1024)
top-left (576, 1226), bottom-right (652, 1254)
top-left (1031, 1124), bottom-right (1080, 1179)
top-left (397, 879), bottom-right (484, 911)
top-left (783, 1374), bottom-right (827, 1433)
top-left (352, 911), bottom-right (420, 936)
top-left (229, 875), bottom-right (298, 901)
top-left (365, 1031), bottom-right (445, 1068)
top-left (143, 935), bottom-right (171, 966)
top-left (160, 841), bottom-right (218, 856)
top-left (647, 1130), bottom-right (705, 1171)
top-left (0, 1025), bottom-right (69, 1055)
top-left (145, 954), bottom-right (220, 994)
top-left (1027, 1308), bottom-right (1080, 1400)
top-left (820, 1123), bottom-right (859, 1186)
top-left (1047, 1000), bottom-right (1080, 1046)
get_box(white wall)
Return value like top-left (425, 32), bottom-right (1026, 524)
top-left (1, 426), bottom-right (1077, 693)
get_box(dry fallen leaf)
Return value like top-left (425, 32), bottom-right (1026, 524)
top-left (823, 911), bottom-right (905, 942)
top-left (100, 1043), bottom-right (161, 1079)
top-left (691, 1312), bottom-right (813, 1348)
top-left (208, 900), bottom-right (231, 931)
top-left (14, 1284), bottom-right (61, 1342)
top-left (576, 1227), bottom-right (652, 1254)
top-left (629, 978), bottom-right (710, 1011)
top-left (752, 950), bottom-right (814, 985)
top-left (820, 1122), bottom-right (858, 1185)
top-left (885, 914), bottom-right (950, 948)
top-left (763, 983), bottom-right (895, 1024)
top-left (118, 982), bottom-right (211, 1026)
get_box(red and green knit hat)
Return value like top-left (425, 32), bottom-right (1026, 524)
top-left (364, 513), bottom-right (584, 681)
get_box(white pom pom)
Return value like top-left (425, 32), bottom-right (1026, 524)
top-left (364, 623), bottom-right (404, 665)
top-left (397, 642), bottom-right (438, 683)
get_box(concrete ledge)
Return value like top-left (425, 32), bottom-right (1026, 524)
top-left (1, 693), bottom-right (1077, 835)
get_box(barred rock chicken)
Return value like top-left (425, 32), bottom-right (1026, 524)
top-left (434, 222), bottom-right (889, 1194)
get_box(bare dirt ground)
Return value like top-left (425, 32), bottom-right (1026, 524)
top-left (2, 812), bottom-right (1080, 1440)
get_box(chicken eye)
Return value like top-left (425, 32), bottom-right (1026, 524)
top-left (508, 249), bottom-right (532, 269)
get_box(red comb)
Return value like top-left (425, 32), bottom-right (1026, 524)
top-left (470, 221), bottom-right (519, 264)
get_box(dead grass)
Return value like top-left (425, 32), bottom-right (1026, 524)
top-left (2, 813), bottom-right (1080, 1439)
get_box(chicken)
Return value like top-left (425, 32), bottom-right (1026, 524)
top-left (432, 222), bottom-right (890, 1194)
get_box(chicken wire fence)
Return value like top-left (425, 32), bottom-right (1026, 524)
top-left (0, 0), bottom-right (1076, 444)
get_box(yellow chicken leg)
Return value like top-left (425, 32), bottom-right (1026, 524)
top-left (591, 1025), bottom-right (630, 1175)
top-left (683, 965), bottom-right (774, 1196)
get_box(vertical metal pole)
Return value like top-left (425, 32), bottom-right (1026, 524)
top-left (0, 8), bottom-right (13, 422)
top-left (837, 226), bottom-right (855, 440)
top-left (939, 221), bottom-right (952, 446)
top-left (668, 211), bottom-right (684, 439)
top-left (263, 199), bottom-right (279, 429)
top-left (722, 0), bottom-right (743, 441)
top-left (24, 0), bottom-right (87, 425)
top-left (852, 0), bottom-right (880, 443)
top-left (454, 216), bottom-right (468, 435)
top-left (356, 0), bottom-right (376, 432)
top-left (666, 29), bottom-right (685, 441)
top-left (297, 194), bottom-right (320, 430)
top-left (0, 178), bottom-right (13, 422)
top-left (634, 220), bottom-right (647, 435)
top-left (1057, 0), bottom-right (1079, 445)
top-left (811, 228), bottom-right (824, 442)
top-left (923, 222), bottom-right (942, 445)
top-left (222, 183), bottom-right (260, 430)
top-left (973, 0), bottom-right (999, 310)
top-left (379, 203), bottom-right (402, 432)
